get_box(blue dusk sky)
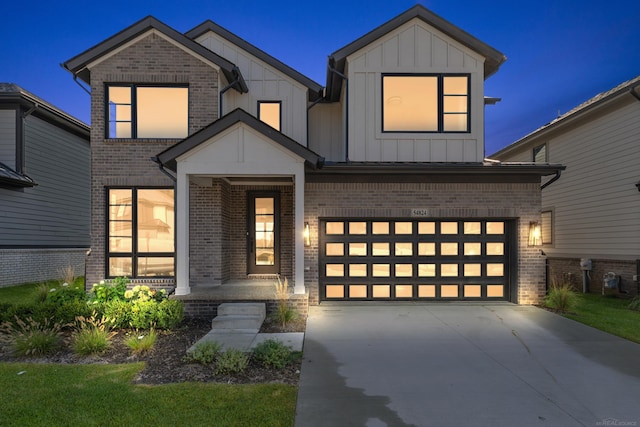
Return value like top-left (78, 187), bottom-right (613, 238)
top-left (2, 0), bottom-right (639, 155)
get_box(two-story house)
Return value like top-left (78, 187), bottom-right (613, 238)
top-left (492, 75), bottom-right (640, 296)
top-left (63, 5), bottom-right (562, 312)
top-left (0, 84), bottom-right (90, 287)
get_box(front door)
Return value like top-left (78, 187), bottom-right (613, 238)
top-left (247, 192), bottom-right (280, 275)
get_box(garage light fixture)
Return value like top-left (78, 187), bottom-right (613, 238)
top-left (528, 221), bottom-right (542, 247)
top-left (304, 222), bottom-right (310, 247)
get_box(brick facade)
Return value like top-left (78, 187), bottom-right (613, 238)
top-left (548, 257), bottom-right (639, 297)
top-left (86, 32), bottom-right (219, 288)
top-left (0, 248), bottom-right (87, 288)
top-left (303, 181), bottom-right (545, 305)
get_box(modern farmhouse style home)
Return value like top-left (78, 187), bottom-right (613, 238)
top-left (63, 5), bottom-right (563, 312)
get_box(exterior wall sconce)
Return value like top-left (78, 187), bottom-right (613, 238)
top-left (304, 222), bottom-right (310, 247)
top-left (528, 221), bottom-right (542, 247)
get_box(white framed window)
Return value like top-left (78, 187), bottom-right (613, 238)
top-left (382, 74), bottom-right (469, 133)
top-left (106, 85), bottom-right (188, 139)
top-left (258, 101), bottom-right (281, 131)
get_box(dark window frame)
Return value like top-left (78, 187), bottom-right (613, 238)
top-left (257, 100), bottom-right (282, 131)
top-left (105, 84), bottom-right (189, 139)
top-left (533, 143), bottom-right (548, 163)
top-left (541, 209), bottom-right (553, 245)
top-left (247, 190), bottom-right (281, 275)
top-left (105, 186), bottom-right (176, 279)
top-left (381, 73), bottom-right (471, 134)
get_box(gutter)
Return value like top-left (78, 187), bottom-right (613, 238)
top-left (151, 156), bottom-right (176, 182)
top-left (630, 82), bottom-right (640, 102)
top-left (328, 61), bottom-right (349, 162)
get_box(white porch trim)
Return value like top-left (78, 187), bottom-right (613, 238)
top-left (174, 170), bottom-right (190, 295)
top-left (294, 169), bottom-right (305, 294)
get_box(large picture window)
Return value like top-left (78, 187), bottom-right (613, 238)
top-left (382, 74), bottom-right (469, 133)
top-left (107, 188), bottom-right (175, 278)
top-left (106, 85), bottom-right (188, 139)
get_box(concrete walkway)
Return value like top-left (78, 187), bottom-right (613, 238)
top-left (296, 304), bottom-right (640, 427)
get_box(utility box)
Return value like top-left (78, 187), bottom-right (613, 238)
top-left (603, 272), bottom-right (619, 289)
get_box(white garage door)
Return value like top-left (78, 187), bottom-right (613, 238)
top-left (319, 219), bottom-right (511, 301)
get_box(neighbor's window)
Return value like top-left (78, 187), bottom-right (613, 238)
top-left (258, 101), bottom-right (281, 131)
top-left (382, 74), bottom-right (469, 132)
top-left (541, 210), bottom-right (553, 244)
top-left (107, 188), bottom-right (175, 278)
top-left (107, 85), bottom-right (188, 139)
top-left (533, 144), bottom-right (547, 162)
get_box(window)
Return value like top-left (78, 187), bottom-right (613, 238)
top-left (106, 85), bottom-right (188, 139)
top-left (382, 74), bottom-right (469, 132)
top-left (258, 101), bottom-right (281, 131)
top-left (533, 144), bottom-right (547, 162)
top-left (541, 210), bottom-right (553, 244)
top-left (107, 188), bottom-right (175, 278)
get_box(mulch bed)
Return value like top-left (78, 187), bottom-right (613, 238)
top-left (0, 317), bottom-right (306, 386)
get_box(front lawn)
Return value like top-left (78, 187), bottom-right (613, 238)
top-left (0, 362), bottom-right (297, 427)
top-left (563, 294), bottom-right (640, 344)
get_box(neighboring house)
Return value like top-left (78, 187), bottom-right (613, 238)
top-left (0, 84), bottom-right (90, 287)
top-left (492, 76), bottom-right (640, 296)
top-left (63, 5), bottom-right (562, 310)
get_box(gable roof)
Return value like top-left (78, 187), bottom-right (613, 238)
top-left (155, 108), bottom-right (324, 172)
top-left (326, 5), bottom-right (507, 101)
top-left (185, 20), bottom-right (323, 101)
top-left (63, 16), bottom-right (248, 93)
top-left (492, 74), bottom-right (640, 158)
top-left (0, 83), bottom-right (89, 139)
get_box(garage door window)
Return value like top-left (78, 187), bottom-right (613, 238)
top-left (320, 219), bottom-right (510, 301)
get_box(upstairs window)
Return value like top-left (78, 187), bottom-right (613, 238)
top-left (106, 85), bottom-right (188, 139)
top-left (533, 144), bottom-right (547, 162)
top-left (541, 210), bottom-right (553, 245)
top-left (382, 74), bottom-right (469, 133)
top-left (258, 101), bottom-right (281, 131)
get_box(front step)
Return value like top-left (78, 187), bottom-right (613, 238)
top-left (217, 302), bottom-right (266, 318)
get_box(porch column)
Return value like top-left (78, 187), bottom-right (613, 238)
top-left (294, 169), bottom-right (305, 294)
top-left (175, 171), bottom-right (190, 295)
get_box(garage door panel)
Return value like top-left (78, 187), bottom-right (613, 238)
top-left (320, 218), bottom-right (510, 302)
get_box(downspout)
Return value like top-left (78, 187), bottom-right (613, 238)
top-left (328, 62), bottom-right (349, 162)
top-left (150, 156), bottom-right (176, 182)
top-left (218, 67), bottom-right (242, 118)
top-left (540, 170), bottom-right (561, 190)
top-left (306, 89), bottom-right (324, 148)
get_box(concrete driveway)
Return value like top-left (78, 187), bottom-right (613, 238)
top-left (295, 304), bottom-right (640, 427)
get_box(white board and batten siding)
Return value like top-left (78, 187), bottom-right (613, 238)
top-left (346, 19), bottom-right (486, 163)
top-left (194, 33), bottom-right (310, 147)
top-left (0, 109), bottom-right (16, 168)
top-left (503, 99), bottom-right (640, 259)
top-left (0, 115), bottom-right (90, 247)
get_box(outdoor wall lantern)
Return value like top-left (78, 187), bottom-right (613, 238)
top-left (528, 221), bottom-right (542, 247)
top-left (304, 222), bottom-right (310, 247)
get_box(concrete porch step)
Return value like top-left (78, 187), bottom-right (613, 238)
top-left (211, 314), bottom-right (264, 330)
top-left (217, 302), bottom-right (267, 319)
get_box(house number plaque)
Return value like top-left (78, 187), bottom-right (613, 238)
top-left (411, 208), bottom-right (430, 217)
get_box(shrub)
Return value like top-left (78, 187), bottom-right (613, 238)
top-left (0, 317), bottom-right (64, 357)
top-left (34, 284), bottom-right (51, 303)
top-left (45, 282), bottom-right (86, 304)
top-left (252, 339), bottom-right (292, 369)
top-left (100, 299), bottom-right (132, 329)
top-left (215, 348), bottom-right (249, 374)
top-left (545, 283), bottom-right (579, 313)
top-left (629, 296), bottom-right (640, 312)
top-left (73, 314), bottom-right (116, 356)
top-left (186, 340), bottom-right (222, 365)
top-left (89, 277), bottom-right (128, 303)
top-left (124, 329), bottom-right (157, 355)
top-left (1, 301), bottom-right (92, 327)
top-left (154, 300), bottom-right (184, 329)
top-left (124, 285), bottom-right (167, 303)
top-left (273, 276), bottom-right (297, 329)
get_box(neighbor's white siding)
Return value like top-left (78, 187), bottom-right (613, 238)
top-left (195, 33), bottom-right (310, 146)
top-left (0, 109), bottom-right (16, 168)
top-left (499, 97), bottom-right (640, 260)
top-left (346, 18), bottom-right (485, 162)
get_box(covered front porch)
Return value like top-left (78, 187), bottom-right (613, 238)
top-left (155, 109), bottom-right (323, 298)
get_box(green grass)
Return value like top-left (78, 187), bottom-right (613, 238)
top-left (0, 278), bottom-right (85, 306)
top-left (564, 294), bottom-right (640, 343)
top-left (0, 362), bottom-right (297, 427)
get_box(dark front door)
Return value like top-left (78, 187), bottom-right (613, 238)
top-left (247, 192), bottom-right (280, 275)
